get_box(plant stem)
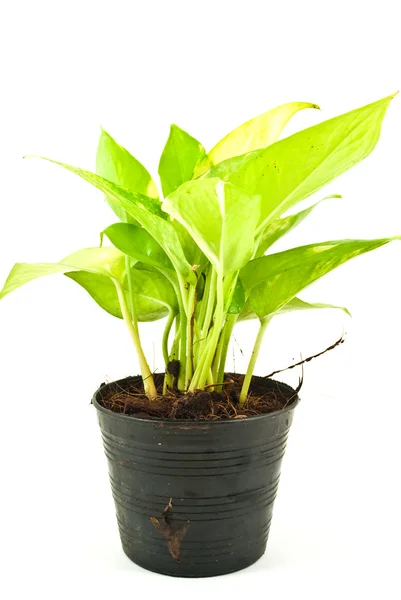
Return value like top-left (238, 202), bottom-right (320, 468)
top-left (199, 269), bottom-right (217, 345)
top-left (113, 279), bottom-right (157, 399)
top-left (216, 314), bottom-right (237, 385)
top-left (239, 317), bottom-right (271, 406)
top-left (185, 284), bottom-right (197, 388)
top-left (239, 317), bottom-right (271, 405)
top-left (124, 255), bottom-right (138, 332)
top-left (162, 308), bottom-right (176, 367)
top-left (196, 266), bottom-right (211, 328)
top-left (175, 274), bottom-right (190, 392)
top-left (211, 327), bottom-right (225, 383)
top-left (190, 275), bottom-right (224, 391)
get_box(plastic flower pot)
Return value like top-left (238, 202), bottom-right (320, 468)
top-left (92, 376), bottom-right (300, 577)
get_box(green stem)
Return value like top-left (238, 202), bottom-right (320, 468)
top-left (113, 279), bottom-right (157, 399)
top-left (239, 317), bottom-right (271, 405)
top-left (200, 269), bottom-right (217, 336)
top-left (162, 309), bottom-right (176, 367)
top-left (185, 284), bottom-right (197, 388)
top-left (124, 255), bottom-right (138, 332)
top-left (216, 314), bottom-right (237, 385)
top-left (211, 327), bottom-right (225, 383)
top-left (195, 269), bottom-right (217, 365)
top-left (196, 266), bottom-right (211, 327)
top-left (190, 275), bottom-right (225, 391)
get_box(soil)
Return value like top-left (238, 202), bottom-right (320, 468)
top-left (96, 373), bottom-right (299, 421)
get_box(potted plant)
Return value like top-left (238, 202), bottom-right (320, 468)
top-left (0, 94), bottom-right (398, 578)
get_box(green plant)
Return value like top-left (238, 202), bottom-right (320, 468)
top-left (1, 95), bottom-right (399, 403)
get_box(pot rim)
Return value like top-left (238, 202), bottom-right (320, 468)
top-left (92, 377), bottom-right (301, 425)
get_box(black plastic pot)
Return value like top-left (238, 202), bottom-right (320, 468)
top-left (93, 377), bottom-right (300, 577)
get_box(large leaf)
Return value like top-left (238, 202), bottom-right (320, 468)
top-left (96, 128), bottom-right (159, 221)
top-left (195, 101), bottom-right (319, 177)
top-left (66, 271), bottom-right (170, 322)
top-left (240, 237), bottom-right (401, 319)
top-left (0, 247), bottom-right (125, 300)
top-left (131, 268), bottom-right (178, 313)
top-left (256, 194), bottom-right (341, 257)
top-left (208, 94), bottom-right (396, 230)
top-left (33, 158), bottom-right (197, 284)
top-left (162, 178), bottom-right (260, 277)
top-left (65, 271), bottom-right (124, 318)
top-left (158, 125), bottom-right (206, 197)
top-left (103, 222), bottom-right (173, 272)
top-left (239, 296), bottom-right (351, 321)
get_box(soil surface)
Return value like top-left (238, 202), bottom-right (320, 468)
top-left (96, 373), bottom-right (299, 420)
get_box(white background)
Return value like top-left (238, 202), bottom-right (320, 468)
top-left (1, 1), bottom-right (400, 598)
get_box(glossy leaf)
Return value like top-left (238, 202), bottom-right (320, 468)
top-left (103, 222), bottom-right (173, 272)
top-left (227, 278), bottom-right (245, 314)
top-left (195, 101), bottom-right (319, 177)
top-left (256, 194), bottom-right (341, 257)
top-left (208, 94), bottom-right (396, 230)
top-left (0, 247), bottom-right (126, 301)
top-left (34, 158), bottom-right (197, 284)
top-left (162, 178), bottom-right (260, 276)
top-left (96, 129), bottom-right (159, 222)
top-left (158, 125), bottom-right (206, 196)
top-left (241, 237), bottom-right (401, 319)
top-left (131, 268), bottom-right (178, 313)
top-left (238, 296), bottom-right (350, 321)
top-left (65, 271), bottom-right (123, 318)
top-left (66, 269), bottom-right (170, 321)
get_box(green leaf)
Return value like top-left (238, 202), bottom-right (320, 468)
top-left (131, 268), bottom-right (178, 313)
top-left (228, 278), bottom-right (245, 314)
top-left (195, 101), bottom-right (319, 177)
top-left (239, 295), bottom-right (351, 321)
top-left (33, 158), bottom-right (197, 284)
top-left (65, 271), bottom-right (124, 318)
top-left (241, 237), bottom-right (400, 319)
top-left (97, 128), bottom-right (159, 221)
top-left (277, 296), bottom-right (351, 316)
top-left (208, 94), bottom-right (396, 230)
top-left (0, 247), bottom-right (125, 300)
top-left (162, 178), bottom-right (260, 276)
top-left (103, 222), bottom-right (173, 272)
top-left (158, 125), bottom-right (206, 197)
top-left (256, 194), bottom-right (341, 256)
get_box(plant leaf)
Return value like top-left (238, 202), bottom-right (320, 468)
top-left (65, 271), bottom-right (124, 318)
top-left (158, 125), bottom-right (206, 196)
top-left (103, 222), bottom-right (173, 272)
top-left (97, 128), bottom-right (158, 221)
top-left (239, 296), bottom-right (351, 321)
top-left (208, 94), bottom-right (396, 230)
top-left (195, 101), bottom-right (319, 177)
top-left (0, 247), bottom-right (125, 300)
top-left (240, 237), bottom-right (400, 319)
top-left (162, 178), bottom-right (260, 276)
top-left (131, 268), bottom-right (178, 313)
top-left (227, 278), bottom-right (245, 314)
top-left (66, 270), bottom-right (170, 321)
top-left (277, 296), bottom-right (351, 316)
top-left (256, 194), bottom-right (341, 256)
top-left (33, 158), bottom-right (197, 284)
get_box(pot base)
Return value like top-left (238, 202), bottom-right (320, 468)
top-left (122, 546), bottom-right (265, 578)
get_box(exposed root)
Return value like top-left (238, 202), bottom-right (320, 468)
top-left (265, 335), bottom-right (345, 380)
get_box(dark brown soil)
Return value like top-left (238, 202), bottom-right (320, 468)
top-left (96, 373), bottom-right (299, 421)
